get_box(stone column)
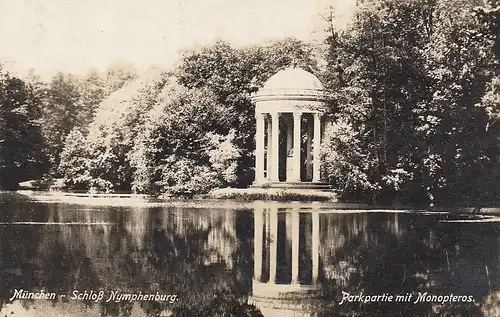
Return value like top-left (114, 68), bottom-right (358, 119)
top-left (271, 113), bottom-right (280, 182)
top-left (254, 209), bottom-right (263, 282)
top-left (255, 113), bottom-right (265, 183)
top-left (286, 117), bottom-right (294, 182)
top-left (312, 212), bottom-right (320, 284)
top-left (291, 211), bottom-right (300, 284)
top-left (292, 112), bottom-right (301, 182)
top-left (306, 116), bottom-right (313, 180)
top-left (313, 113), bottom-right (322, 182)
top-left (269, 208), bottom-right (278, 283)
top-left (286, 119), bottom-right (293, 153)
top-left (266, 115), bottom-right (273, 180)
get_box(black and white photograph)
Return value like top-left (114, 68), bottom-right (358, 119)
top-left (0, 0), bottom-right (499, 316)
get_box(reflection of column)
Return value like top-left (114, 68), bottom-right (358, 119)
top-left (285, 211), bottom-right (292, 266)
top-left (266, 115), bottom-right (272, 180)
top-left (254, 209), bottom-right (263, 282)
top-left (269, 208), bottom-right (278, 283)
top-left (291, 211), bottom-right (300, 284)
top-left (312, 212), bottom-right (319, 284)
top-left (176, 209), bottom-right (182, 233)
top-left (265, 210), bottom-right (270, 279)
top-left (271, 113), bottom-right (280, 182)
top-left (292, 112), bottom-right (301, 182)
top-left (313, 113), bottom-right (322, 182)
top-left (255, 113), bottom-right (265, 183)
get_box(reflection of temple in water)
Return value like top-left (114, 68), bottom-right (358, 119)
top-left (248, 206), bottom-right (406, 317)
top-left (250, 205), bottom-right (321, 317)
top-left (2, 198), bottom-right (499, 317)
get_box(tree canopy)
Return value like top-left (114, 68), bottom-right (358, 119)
top-left (0, 70), bottom-right (47, 189)
top-left (321, 0), bottom-right (500, 205)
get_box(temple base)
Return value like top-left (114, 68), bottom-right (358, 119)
top-left (251, 281), bottom-right (320, 298)
top-left (250, 181), bottom-right (332, 190)
top-left (249, 282), bottom-right (320, 317)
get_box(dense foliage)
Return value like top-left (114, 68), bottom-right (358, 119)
top-left (56, 39), bottom-right (318, 195)
top-left (321, 0), bottom-right (500, 205)
top-left (0, 70), bottom-right (47, 189)
top-left (0, 63), bottom-right (137, 190)
top-left (32, 64), bottom-right (138, 174)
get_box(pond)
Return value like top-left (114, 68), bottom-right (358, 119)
top-left (0, 192), bottom-right (499, 317)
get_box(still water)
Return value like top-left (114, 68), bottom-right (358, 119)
top-left (0, 192), bottom-right (499, 317)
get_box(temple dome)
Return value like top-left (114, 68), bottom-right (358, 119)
top-left (262, 67), bottom-right (324, 91)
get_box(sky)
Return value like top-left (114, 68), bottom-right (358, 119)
top-left (0, 0), bottom-right (356, 79)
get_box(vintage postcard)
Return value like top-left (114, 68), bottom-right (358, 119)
top-left (0, 0), bottom-right (499, 316)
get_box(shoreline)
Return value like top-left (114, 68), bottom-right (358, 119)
top-left (11, 190), bottom-right (356, 209)
top-left (5, 190), bottom-right (500, 214)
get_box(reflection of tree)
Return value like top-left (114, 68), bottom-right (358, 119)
top-left (135, 207), bottom-right (257, 316)
top-left (0, 193), bottom-right (50, 310)
top-left (482, 291), bottom-right (500, 317)
top-left (0, 198), bottom-right (261, 317)
top-left (233, 209), bottom-right (254, 295)
top-left (2, 196), bottom-right (499, 317)
top-left (172, 289), bottom-right (263, 317)
top-left (315, 213), bottom-right (499, 317)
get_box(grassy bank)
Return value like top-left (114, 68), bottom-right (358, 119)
top-left (206, 188), bottom-right (337, 202)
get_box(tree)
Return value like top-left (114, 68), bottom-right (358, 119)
top-left (322, 0), bottom-right (435, 203)
top-left (130, 80), bottom-right (233, 196)
top-left (0, 72), bottom-right (47, 189)
top-left (58, 128), bottom-right (91, 190)
top-left (38, 64), bottom-right (138, 178)
top-left (420, 0), bottom-right (496, 204)
top-left (78, 69), bottom-right (107, 128)
top-left (176, 38), bottom-right (319, 187)
top-left (41, 72), bottom-right (82, 172)
top-left (103, 62), bottom-right (138, 94)
top-left (321, 0), bottom-right (499, 205)
top-left (58, 39), bottom-right (320, 194)
top-left (81, 68), bottom-right (169, 192)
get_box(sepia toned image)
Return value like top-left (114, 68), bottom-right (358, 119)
top-left (0, 0), bottom-right (499, 316)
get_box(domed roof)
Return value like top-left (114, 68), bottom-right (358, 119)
top-left (262, 67), bottom-right (324, 91)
